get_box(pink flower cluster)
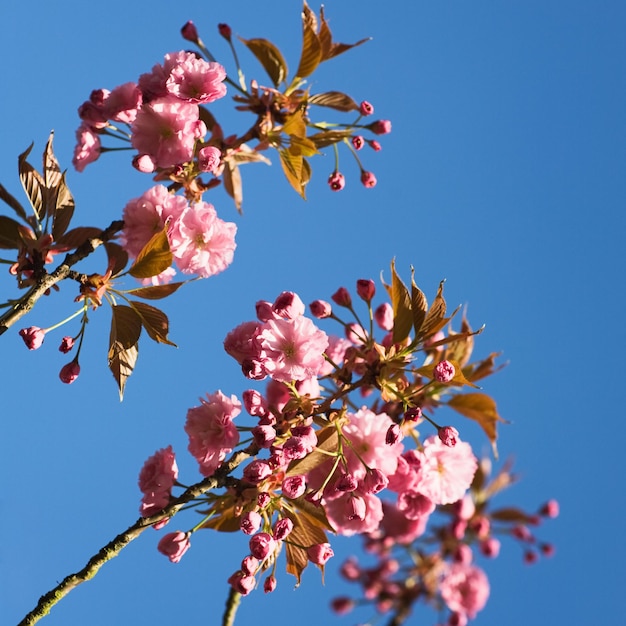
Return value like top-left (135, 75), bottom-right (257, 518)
top-left (224, 291), bottom-right (329, 383)
top-left (74, 51), bottom-right (226, 172)
top-left (121, 185), bottom-right (236, 282)
top-left (138, 445), bottom-right (178, 521)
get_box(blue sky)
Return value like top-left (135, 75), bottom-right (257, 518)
top-left (2, 1), bottom-right (625, 625)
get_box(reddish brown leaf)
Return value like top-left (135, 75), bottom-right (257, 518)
top-left (129, 300), bottom-right (176, 346)
top-left (308, 91), bottom-right (359, 112)
top-left (419, 280), bottom-right (447, 339)
top-left (125, 282), bottom-right (185, 300)
top-left (0, 215), bottom-right (25, 249)
top-left (448, 392), bottom-right (506, 454)
top-left (56, 226), bottom-right (103, 250)
top-left (296, 19), bottom-right (322, 78)
top-left (308, 129), bottom-right (353, 148)
top-left (18, 143), bottom-right (44, 220)
top-left (51, 173), bottom-right (75, 240)
top-left (490, 507), bottom-right (536, 524)
top-left (223, 159), bottom-right (243, 213)
top-left (278, 149), bottom-right (308, 199)
top-left (0, 183), bottom-right (28, 221)
top-left (390, 260), bottom-right (413, 344)
top-left (239, 37), bottom-right (288, 87)
top-left (285, 507), bottom-right (329, 585)
top-left (128, 227), bottom-right (172, 279)
top-left (104, 242), bottom-right (129, 277)
top-left (108, 305), bottom-right (142, 400)
top-left (410, 268), bottom-right (428, 339)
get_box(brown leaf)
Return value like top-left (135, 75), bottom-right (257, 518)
top-left (198, 106), bottom-right (218, 132)
top-left (410, 268), bottom-right (428, 339)
top-left (286, 425), bottom-right (338, 476)
top-left (128, 227), bottom-right (172, 279)
top-left (125, 282), bottom-right (185, 300)
top-left (490, 507), bottom-right (536, 524)
top-left (239, 37), bottom-right (288, 87)
top-left (285, 507), bottom-right (329, 585)
top-left (18, 143), bottom-right (44, 220)
top-left (308, 129), bottom-right (353, 149)
top-left (223, 159), bottom-right (243, 213)
top-left (228, 144), bottom-right (271, 166)
top-left (43, 132), bottom-right (63, 218)
top-left (129, 300), bottom-right (177, 346)
top-left (296, 19), bottom-right (322, 78)
top-left (308, 91), bottom-right (359, 112)
top-left (278, 149), bottom-right (307, 199)
top-left (104, 242), bottom-right (129, 277)
top-left (0, 183), bottom-right (28, 221)
top-left (0, 215), bottom-right (25, 249)
top-left (448, 392), bottom-right (506, 454)
top-left (51, 173), bottom-right (75, 240)
top-left (466, 352), bottom-right (505, 383)
top-left (419, 280), bottom-right (447, 340)
top-left (317, 5), bottom-right (370, 61)
top-left (390, 260), bottom-right (413, 344)
top-left (108, 305), bottom-right (142, 400)
top-left (56, 226), bottom-right (103, 249)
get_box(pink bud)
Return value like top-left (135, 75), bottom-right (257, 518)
top-left (331, 597), bottom-right (355, 615)
top-left (360, 170), bottom-right (377, 188)
top-left (19, 326), bottom-right (46, 350)
top-left (157, 531), bottom-right (190, 563)
top-left (328, 171), bottom-right (345, 191)
top-left (252, 424), bottom-right (276, 448)
top-left (539, 499), bottom-right (559, 518)
top-left (218, 23), bottom-right (232, 40)
top-left (370, 119), bottom-right (392, 135)
top-left (480, 537), bottom-right (501, 558)
top-left (282, 475), bottom-right (306, 499)
top-left (257, 492), bottom-right (271, 508)
top-left (272, 517), bottom-right (294, 541)
top-left (331, 287), bottom-right (352, 307)
top-left (249, 532), bottom-right (276, 560)
top-left (242, 389), bottom-right (268, 417)
top-left (351, 135), bottom-right (364, 150)
top-left (523, 549), bottom-right (538, 564)
top-left (374, 302), bottom-right (393, 331)
top-left (433, 360), bottom-right (455, 383)
top-left (240, 511), bottom-right (262, 535)
top-left (472, 516), bottom-right (491, 539)
top-left (243, 460), bottom-right (272, 485)
top-left (540, 543), bottom-right (555, 557)
top-left (255, 300), bottom-right (277, 322)
top-left (59, 360), bottom-right (80, 384)
top-left (309, 299), bottom-right (332, 318)
top-left (198, 146), bottom-right (221, 174)
top-left (336, 473), bottom-right (359, 492)
top-left (362, 468), bottom-right (388, 494)
top-left (512, 524), bottom-right (533, 542)
top-left (59, 336), bottom-right (75, 353)
top-left (227, 571), bottom-right (256, 595)
top-left (132, 154), bottom-right (156, 173)
top-left (453, 543), bottom-right (473, 564)
top-left (438, 426), bottom-right (459, 447)
top-left (359, 100), bottom-right (374, 116)
top-left (340, 557), bottom-right (361, 580)
top-left (345, 495), bottom-right (367, 521)
top-left (403, 407), bottom-right (423, 422)
top-left (263, 575), bottom-right (277, 593)
top-left (356, 278), bottom-right (376, 302)
top-left (181, 21), bottom-right (199, 43)
top-left (273, 291), bottom-right (305, 319)
top-left (385, 423), bottom-right (401, 445)
top-left (307, 542), bottom-right (334, 565)
top-left (369, 139), bottom-right (382, 151)
top-left (241, 555), bottom-right (259, 575)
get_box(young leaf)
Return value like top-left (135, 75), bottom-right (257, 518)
top-left (239, 37), bottom-right (288, 87)
top-left (0, 215), bottom-right (26, 249)
top-left (308, 91), bottom-right (359, 112)
top-left (448, 392), bottom-right (506, 454)
top-left (318, 4), bottom-right (370, 60)
top-left (419, 280), bottom-right (447, 340)
top-left (0, 183), bottom-right (28, 221)
top-left (410, 268), bottom-right (428, 338)
top-left (128, 228), bottom-right (172, 279)
top-left (308, 129), bottom-right (353, 149)
top-left (490, 507), bottom-right (537, 524)
top-left (108, 305), bottom-right (142, 400)
top-left (125, 282), bottom-right (185, 300)
top-left (278, 149), bottom-right (307, 199)
top-left (223, 159), bottom-right (243, 213)
top-left (56, 226), bottom-right (103, 250)
top-left (104, 242), bottom-right (129, 277)
top-left (43, 132), bottom-right (63, 218)
top-left (285, 508), bottom-right (329, 585)
top-left (286, 426), bottom-right (338, 476)
top-left (51, 173), bottom-right (75, 240)
top-left (18, 143), bottom-right (44, 220)
top-left (295, 17), bottom-right (322, 78)
top-left (129, 300), bottom-right (177, 346)
top-left (390, 260), bottom-right (413, 344)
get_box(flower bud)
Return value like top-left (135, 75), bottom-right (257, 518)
top-left (331, 597), bottom-right (354, 615)
top-left (157, 531), bottom-right (191, 563)
top-left (241, 555), bottom-right (259, 575)
top-left (249, 532), bottom-right (276, 560)
top-left (273, 291), bottom-right (305, 319)
top-left (369, 139), bottom-right (382, 151)
top-left (539, 499), bottom-right (559, 518)
top-left (59, 360), bottom-right (80, 384)
top-left (132, 154), bottom-right (156, 173)
top-left (240, 511), bottom-right (262, 535)
top-left (328, 170), bottom-right (345, 191)
top-left (351, 135), bottom-right (364, 150)
top-left (438, 426), bottom-right (459, 447)
top-left (257, 492), bottom-right (271, 508)
top-left (282, 475), bottom-right (306, 499)
top-left (263, 575), bottom-right (277, 593)
top-left (385, 423), bottom-right (401, 445)
top-left (359, 100), bottom-right (374, 116)
top-left (59, 336), bottom-right (75, 353)
top-left (181, 21), bottom-right (199, 43)
top-left (403, 406), bottom-right (423, 422)
top-left (480, 537), bottom-right (501, 558)
top-left (227, 571), bottom-right (256, 595)
top-left (218, 23), bottom-right (232, 40)
top-left (243, 460), bottom-right (272, 485)
top-left (331, 287), bottom-right (352, 307)
top-left (360, 170), bottom-right (377, 188)
top-left (336, 473), bottom-right (358, 492)
top-left (356, 278), bottom-right (376, 302)
top-left (198, 146), bottom-right (221, 174)
top-left (272, 517), bottom-right (294, 541)
top-left (433, 360), bottom-right (455, 383)
top-left (369, 119), bottom-right (392, 135)
top-left (307, 542), bottom-right (334, 565)
top-left (19, 326), bottom-right (46, 350)
top-left (374, 302), bottom-right (393, 331)
top-left (309, 299), bottom-right (332, 318)
top-left (362, 468), bottom-right (388, 494)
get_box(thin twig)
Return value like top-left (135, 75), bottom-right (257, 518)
top-left (18, 443), bottom-right (258, 626)
top-left (0, 220), bottom-right (124, 336)
top-left (222, 588), bottom-right (242, 626)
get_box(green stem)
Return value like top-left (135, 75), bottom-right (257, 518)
top-left (222, 588), bottom-right (242, 626)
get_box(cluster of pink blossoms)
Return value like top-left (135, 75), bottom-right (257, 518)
top-left (121, 184), bottom-right (236, 282)
top-left (73, 50), bottom-right (226, 172)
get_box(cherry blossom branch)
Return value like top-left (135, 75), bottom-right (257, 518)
top-left (222, 588), bottom-right (242, 626)
top-left (18, 442), bottom-right (259, 626)
top-left (0, 220), bottom-right (124, 336)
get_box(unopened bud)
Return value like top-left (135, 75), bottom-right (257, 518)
top-left (328, 170), bottom-right (345, 191)
top-left (433, 360), bottom-right (455, 383)
top-left (218, 23), bottom-right (232, 40)
top-left (181, 21), bottom-right (199, 43)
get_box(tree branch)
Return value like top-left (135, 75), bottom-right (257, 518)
top-left (0, 220), bottom-right (124, 336)
top-left (222, 588), bottom-right (242, 626)
top-left (18, 442), bottom-right (258, 626)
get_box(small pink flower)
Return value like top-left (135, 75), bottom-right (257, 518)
top-left (440, 563), bottom-right (489, 619)
top-left (59, 360), bottom-right (80, 384)
top-left (257, 492), bottom-right (271, 508)
top-left (243, 460), bottom-right (272, 485)
top-left (228, 571), bottom-right (256, 595)
top-left (360, 171), bottom-right (377, 188)
top-left (434, 360), bottom-right (456, 383)
top-left (218, 23), bottom-right (232, 40)
top-left (240, 511), bottom-right (262, 535)
top-left (103, 82), bottom-right (142, 124)
top-left (309, 299), bottom-right (332, 318)
top-left (404, 407), bottom-right (423, 422)
top-left (157, 531), bottom-right (191, 563)
top-left (307, 542), bottom-right (334, 565)
top-left (166, 54), bottom-right (227, 104)
top-left (181, 21), bottom-right (199, 43)
top-left (272, 517), bottom-right (294, 541)
top-left (249, 532), bottom-right (276, 560)
top-left (19, 326), bottom-right (46, 350)
top-left (263, 575), bottom-right (277, 593)
top-left (241, 555), bottom-right (259, 575)
top-left (359, 101), bottom-right (374, 116)
top-left (397, 490), bottom-right (435, 519)
top-left (386, 423), bottom-right (401, 445)
top-left (282, 475), bottom-right (307, 499)
top-left (370, 119), bottom-right (392, 135)
top-left (362, 468), bottom-right (389, 494)
top-left (374, 302), bottom-right (393, 331)
top-left (73, 123), bottom-right (101, 172)
top-left (59, 336), bottom-right (75, 354)
top-left (328, 171), bottom-right (345, 191)
top-left (356, 279), bottom-right (376, 302)
top-left (138, 445), bottom-right (178, 518)
top-left (198, 145), bottom-right (221, 174)
top-left (438, 426), bottom-right (459, 447)
top-left (351, 135), bottom-right (364, 150)
top-left (273, 291), bottom-right (305, 319)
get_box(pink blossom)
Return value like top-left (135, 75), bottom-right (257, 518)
top-left (19, 326), bottom-right (45, 350)
top-left (131, 96), bottom-right (206, 168)
top-left (223, 321), bottom-right (263, 366)
top-left (185, 391), bottom-right (241, 476)
top-left (309, 299), bottom-right (332, 319)
top-left (440, 563), bottom-right (489, 618)
top-left (166, 54), bottom-right (227, 104)
top-left (307, 542), bottom-right (334, 565)
top-left (362, 468), bottom-right (389, 494)
top-left (404, 406), bottom-right (423, 422)
top-left (59, 360), bottom-right (80, 384)
top-left (352, 135), bottom-right (364, 150)
top-left (370, 119), bottom-right (392, 135)
top-left (240, 511), bottom-right (262, 535)
top-left (257, 315), bottom-right (328, 382)
top-left (171, 200), bottom-right (237, 278)
top-left (272, 517), bottom-right (294, 541)
top-left (359, 101), bottom-right (374, 116)
top-left (360, 171), bottom-right (377, 188)
top-left (328, 171), bottom-right (345, 191)
top-left (243, 460), bottom-right (272, 484)
top-left (103, 82), bottom-right (142, 123)
top-left (282, 475), bottom-right (306, 499)
top-left (374, 302), bottom-right (393, 331)
top-left (228, 571), bottom-right (256, 595)
top-left (318, 335), bottom-right (352, 376)
top-left (198, 145), bottom-right (221, 174)
top-left (263, 575), bottom-right (277, 593)
top-left (324, 492), bottom-right (384, 536)
top-left (412, 435), bottom-right (477, 505)
top-left (397, 490), bottom-right (435, 519)
top-left (78, 92), bottom-right (109, 129)
top-left (72, 123), bottom-right (101, 172)
top-left (59, 336), bottom-right (75, 353)
top-left (438, 426), bottom-right (459, 447)
top-left (138, 445), bottom-right (178, 518)
top-left (273, 291), bottom-right (305, 319)
top-left (434, 360), bottom-right (455, 383)
top-left (249, 532), bottom-right (276, 560)
top-left (157, 531), bottom-right (191, 563)
top-left (378, 501), bottom-right (429, 543)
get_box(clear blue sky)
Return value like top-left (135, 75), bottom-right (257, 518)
top-left (2, 1), bottom-right (625, 625)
